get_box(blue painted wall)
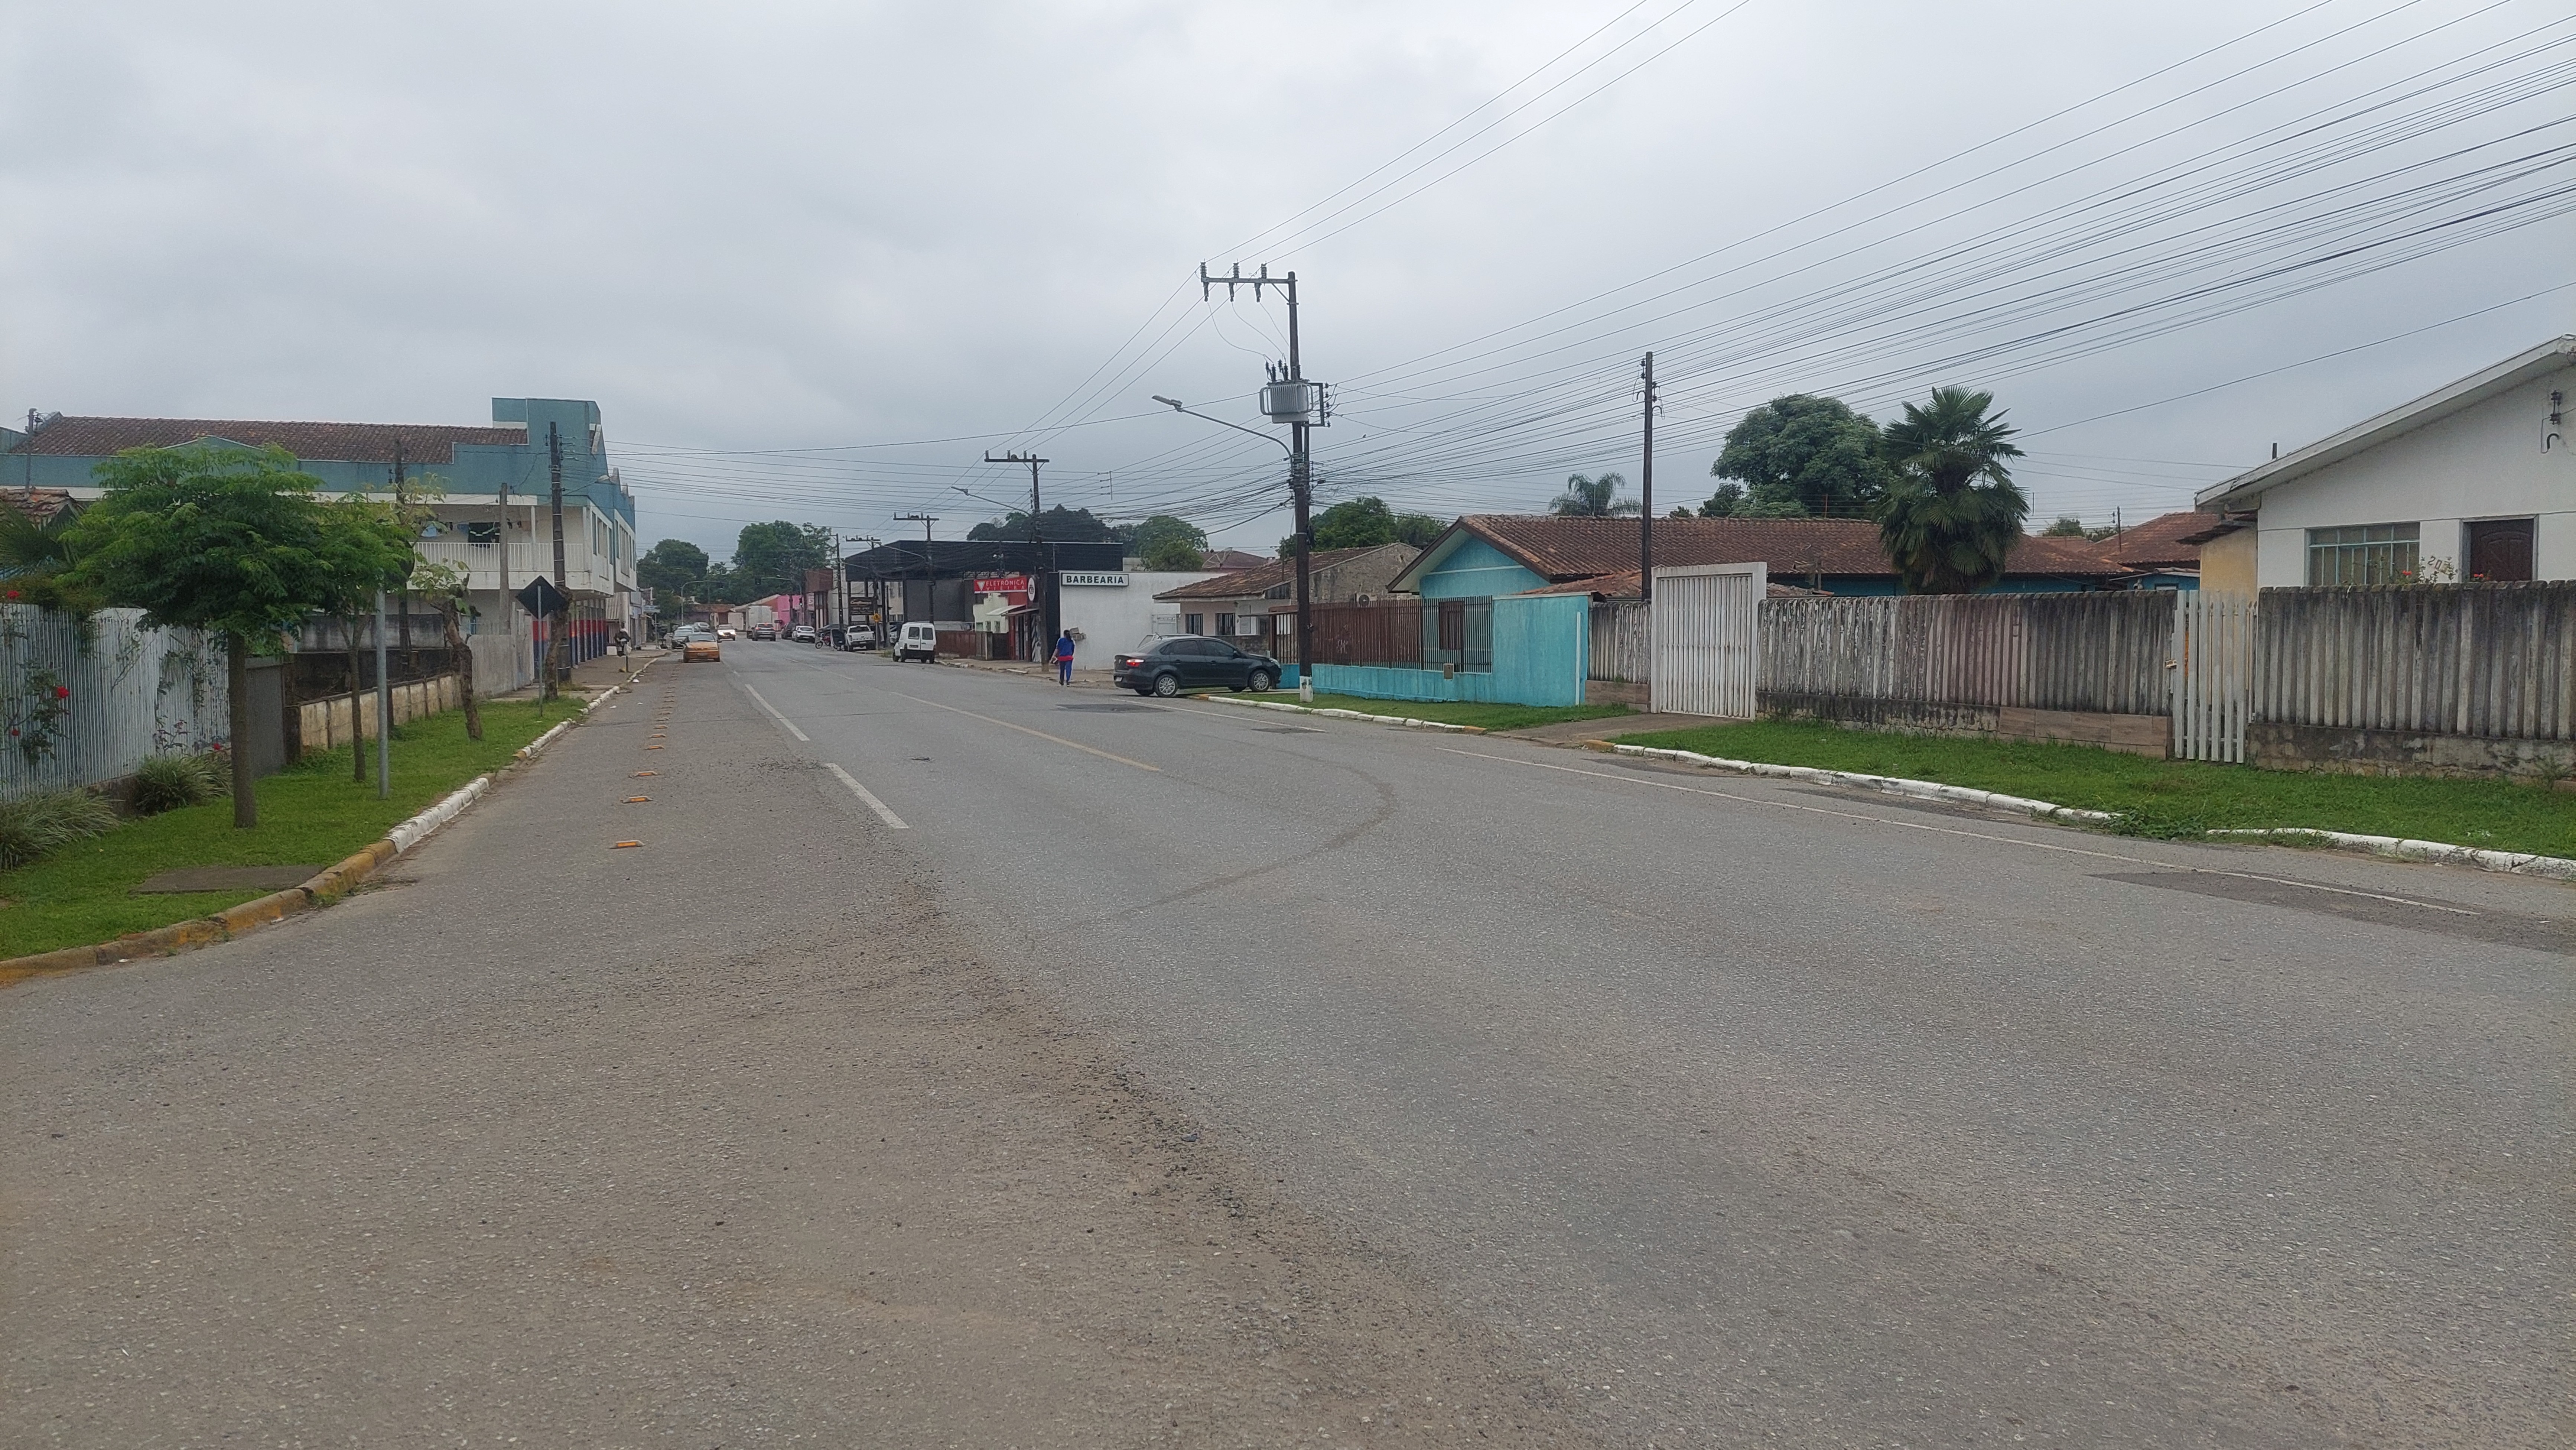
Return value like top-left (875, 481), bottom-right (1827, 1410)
top-left (1491, 593), bottom-right (1589, 706)
top-left (1416, 536), bottom-right (1546, 599)
top-left (1309, 593), bottom-right (1588, 708)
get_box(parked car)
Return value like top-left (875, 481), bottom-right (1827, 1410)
top-left (668, 624), bottom-right (713, 647)
top-left (844, 624), bottom-right (879, 649)
top-left (894, 621), bottom-right (938, 663)
top-left (790, 625), bottom-right (817, 643)
top-left (748, 623), bottom-right (778, 641)
top-left (1114, 636), bottom-right (1280, 697)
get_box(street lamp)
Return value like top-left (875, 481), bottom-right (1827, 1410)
top-left (1150, 395), bottom-right (1311, 701)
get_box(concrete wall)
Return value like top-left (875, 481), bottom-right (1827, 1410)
top-left (2247, 720), bottom-right (2574, 780)
top-left (1058, 570), bottom-right (1220, 670)
top-left (296, 676), bottom-right (465, 754)
top-left (2249, 365), bottom-right (2576, 587)
top-left (2199, 528), bottom-right (2258, 596)
top-left (1313, 665), bottom-right (1499, 703)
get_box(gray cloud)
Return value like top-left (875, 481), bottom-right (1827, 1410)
top-left (5, 0), bottom-right (2569, 559)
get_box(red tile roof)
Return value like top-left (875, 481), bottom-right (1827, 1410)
top-left (2, 415), bottom-right (526, 464)
top-left (0, 488), bottom-right (80, 526)
top-left (1425, 515), bottom-right (2121, 586)
top-left (1197, 548), bottom-right (1271, 570)
top-left (1519, 568), bottom-right (1828, 598)
top-left (2095, 510), bottom-right (2216, 571)
top-left (1154, 546), bottom-right (1398, 600)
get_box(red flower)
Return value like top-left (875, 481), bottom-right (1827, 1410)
top-left (7, 729), bottom-right (17, 737)
top-left (3, 591), bottom-right (17, 600)
top-left (52, 685), bottom-right (68, 699)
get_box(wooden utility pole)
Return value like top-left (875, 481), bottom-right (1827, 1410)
top-left (1640, 351), bottom-right (1656, 602)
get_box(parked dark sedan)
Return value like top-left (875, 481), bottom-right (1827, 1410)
top-left (1113, 636), bottom-right (1281, 697)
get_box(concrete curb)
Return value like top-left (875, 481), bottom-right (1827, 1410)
top-left (1198, 694), bottom-right (1489, 734)
top-left (1587, 740), bottom-right (2576, 883)
top-left (1587, 741), bottom-right (2117, 824)
top-left (0, 677), bottom-right (623, 984)
top-left (2207, 827), bottom-right (2576, 881)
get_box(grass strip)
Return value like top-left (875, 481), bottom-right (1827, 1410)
top-left (1613, 718), bottom-right (2574, 859)
top-left (0, 700), bottom-right (563, 957)
top-left (1243, 692), bottom-right (1634, 733)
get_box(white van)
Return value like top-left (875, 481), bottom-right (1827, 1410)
top-left (894, 621), bottom-right (938, 663)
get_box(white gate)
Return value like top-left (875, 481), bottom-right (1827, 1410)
top-left (1650, 562), bottom-right (1766, 717)
top-left (2170, 590), bottom-right (2252, 762)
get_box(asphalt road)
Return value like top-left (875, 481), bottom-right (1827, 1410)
top-left (7, 644), bottom-right (2567, 1447)
top-left (721, 645), bottom-right (2571, 1449)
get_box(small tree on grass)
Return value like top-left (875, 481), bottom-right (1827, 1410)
top-left (314, 495), bottom-right (419, 782)
top-left (67, 444), bottom-right (410, 827)
top-left (412, 560), bottom-right (482, 741)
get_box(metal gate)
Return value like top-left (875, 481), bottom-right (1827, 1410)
top-left (2170, 590), bottom-right (2252, 762)
top-left (1650, 563), bottom-right (1766, 717)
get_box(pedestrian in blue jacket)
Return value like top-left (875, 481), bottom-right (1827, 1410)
top-left (1056, 630), bottom-right (1076, 686)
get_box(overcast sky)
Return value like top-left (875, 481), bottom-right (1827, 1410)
top-left (5, 0), bottom-right (2570, 561)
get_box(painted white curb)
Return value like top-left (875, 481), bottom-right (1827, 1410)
top-left (2208, 828), bottom-right (2576, 881)
top-left (1601, 742), bottom-right (2117, 824)
top-left (1201, 694), bottom-right (1485, 733)
top-left (389, 774), bottom-right (490, 854)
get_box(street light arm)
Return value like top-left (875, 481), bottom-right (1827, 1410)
top-left (1151, 396), bottom-right (1292, 458)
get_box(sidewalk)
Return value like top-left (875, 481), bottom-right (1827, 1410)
top-left (939, 655), bottom-right (1121, 689)
top-left (487, 646), bottom-right (666, 702)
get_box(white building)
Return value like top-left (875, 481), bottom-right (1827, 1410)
top-left (1054, 567), bottom-right (1220, 670)
top-left (2196, 335), bottom-right (2573, 590)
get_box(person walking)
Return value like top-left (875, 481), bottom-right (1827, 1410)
top-left (1055, 630), bottom-right (1076, 687)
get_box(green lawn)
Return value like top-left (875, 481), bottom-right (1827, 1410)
top-left (1613, 718), bottom-right (2575, 858)
top-left (1241, 691), bottom-right (1635, 734)
top-left (0, 700), bottom-right (562, 958)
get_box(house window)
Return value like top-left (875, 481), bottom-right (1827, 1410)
top-left (1184, 612), bottom-right (1205, 635)
top-left (1216, 612), bottom-right (1235, 636)
top-left (2465, 518), bottom-right (2535, 581)
top-left (2306, 523), bottom-right (2419, 585)
top-left (465, 521), bottom-right (501, 545)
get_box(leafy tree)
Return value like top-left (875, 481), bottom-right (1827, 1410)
top-left (0, 500), bottom-right (98, 612)
top-left (411, 560), bottom-right (482, 741)
top-left (965, 505), bottom-right (1117, 543)
top-left (312, 496), bottom-right (419, 779)
top-left (1877, 386), bottom-right (2030, 594)
top-left (2040, 515), bottom-right (2089, 537)
top-left (730, 521), bottom-right (833, 594)
top-left (638, 538), bottom-right (709, 602)
top-left (1129, 514), bottom-right (1208, 570)
top-left (67, 444), bottom-right (406, 825)
top-left (1697, 482), bottom-right (1809, 519)
top-left (1710, 395), bottom-right (1892, 518)
top-left (1311, 497), bottom-right (1396, 549)
top-left (1392, 511), bottom-right (1447, 547)
top-left (1551, 473), bottom-right (1639, 518)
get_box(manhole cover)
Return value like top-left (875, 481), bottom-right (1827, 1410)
top-left (1057, 703), bottom-right (1159, 713)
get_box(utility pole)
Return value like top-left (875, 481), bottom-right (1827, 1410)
top-left (985, 451), bottom-right (1054, 653)
top-left (496, 470), bottom-right (516, 690)
top-left (392, 438), bottom-right (412, 650)
top-left (1639, 352), bottom-right (1656, 603)
top-left (547, 422), bottom-right (568, 700)
top-left (1201, 262), bottom-right (1320, 701)
top-left (895, 513), bottom-right (937, 628)
top-left (373, 588), bottom-right (391, 798)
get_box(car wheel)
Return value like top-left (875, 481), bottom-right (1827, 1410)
top-left (1151, 672), bottom-right (1181, 698)
top-left (1247, 669), bottom-right (1275, 693)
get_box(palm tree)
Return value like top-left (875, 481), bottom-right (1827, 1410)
top-left (1876, 386), bottom-right (2029, 593)
top-left (1551, 472), bottom-right (1639, 518)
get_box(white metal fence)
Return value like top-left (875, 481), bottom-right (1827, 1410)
top-left (1650, 563), bottom-right (1766, 717)
top-left (0, 606), bottom-right (230, 799)
top-left (1588, 599), bottom-right (1650, 682)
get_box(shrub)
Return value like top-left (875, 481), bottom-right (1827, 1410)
top-left (0, 788), bottom-right (119, 870)
top-left (129, 752), bottom-right (229, 815)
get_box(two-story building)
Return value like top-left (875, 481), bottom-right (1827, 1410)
top-left (0, 398), bottom-right (638, 688)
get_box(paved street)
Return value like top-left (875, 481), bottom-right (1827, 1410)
top-left (7, 644), bottom-right (2570, 1447)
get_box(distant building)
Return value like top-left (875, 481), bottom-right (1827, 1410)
top-left (1153, 544), bottom-right (1422, 660)
top-left (2195, 334), bottom-right (2573, 588)
top-left (1388, 516), bottom-right (2118, 599)
top-left (0, 399), bottom-right (638, 688)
